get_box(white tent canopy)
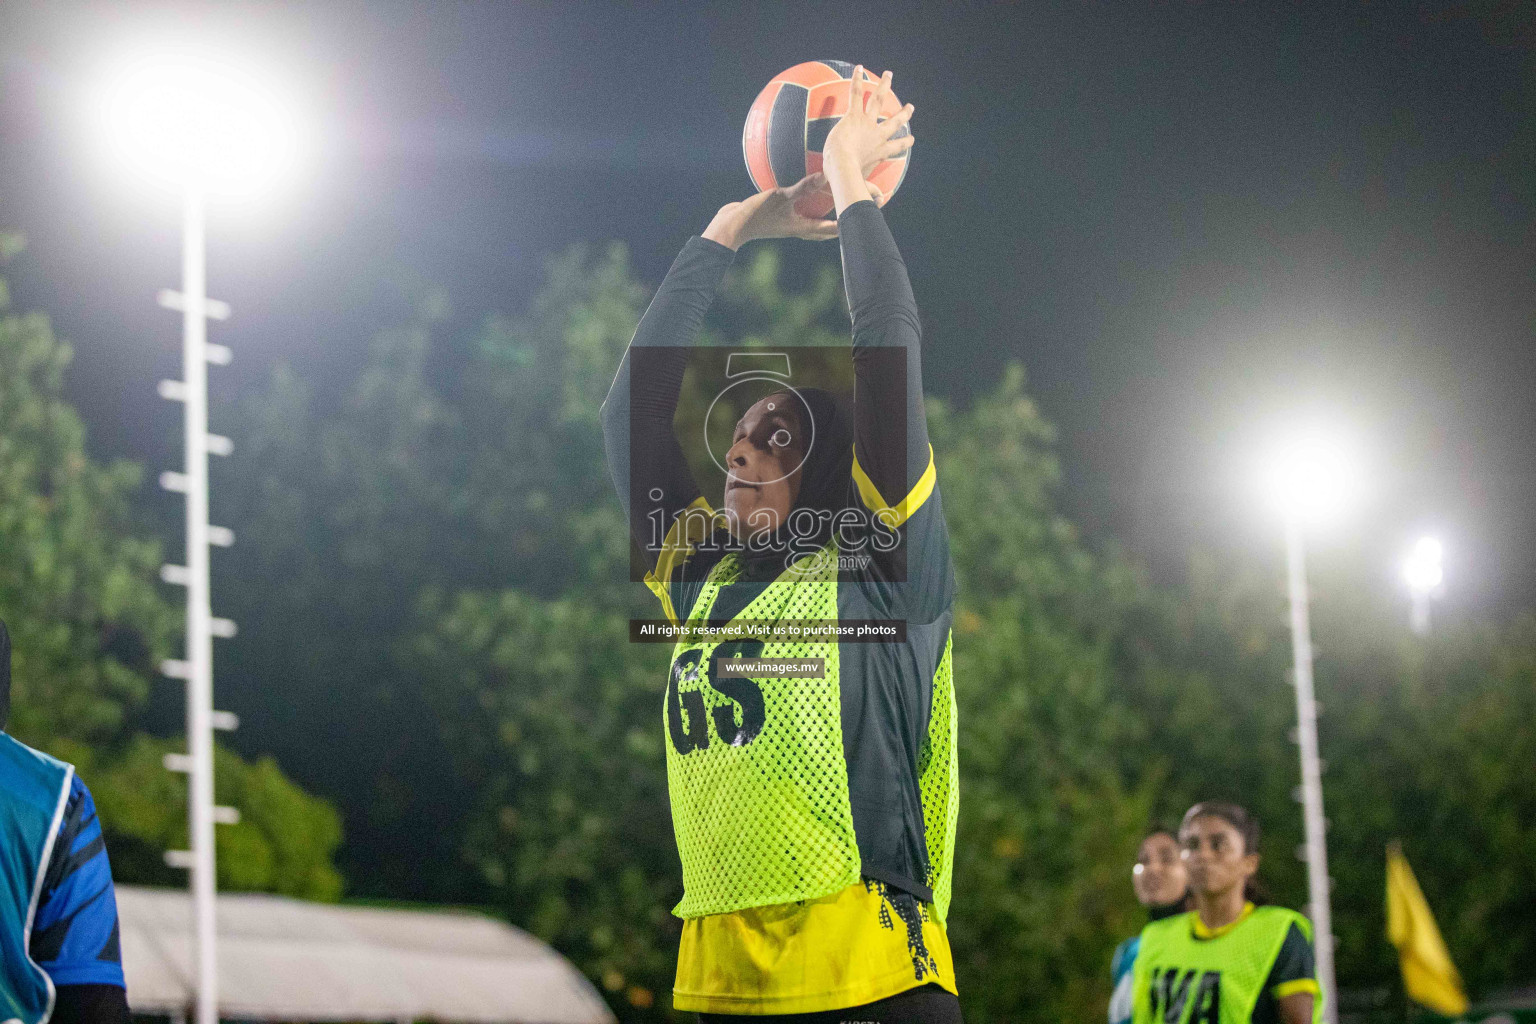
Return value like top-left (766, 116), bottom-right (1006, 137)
top-left (116, 886), bottom-right (615, 1024)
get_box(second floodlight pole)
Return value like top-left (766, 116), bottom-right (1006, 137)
top-left (1283, 517), bottom-right (1338, 1024)
top-left (1409, 591), bottom-right (1432, 636)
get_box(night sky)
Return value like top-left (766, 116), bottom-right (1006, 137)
top-left (2, 2), bottom-right (1533, 616)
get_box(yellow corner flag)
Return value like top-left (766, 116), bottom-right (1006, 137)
top-left (1386, 843), bottom-right (1469, 1017)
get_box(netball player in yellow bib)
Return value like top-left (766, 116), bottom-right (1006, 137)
top-left (1132, 803), bottom-right (1322, 1024)
top-left (1111, 830), bottom-right (1191, 1024)
top-left (601, 69), bottom-right (961, 1022)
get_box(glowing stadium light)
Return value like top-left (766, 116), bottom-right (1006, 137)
top-left (1403, 536), bottom-right (1444, 593)
top-left (99, 49), bottom-right (300, 195)
top-left (1258, 425), bottom-right (1360, 526)
top-left (1403, 536), bottom-right (1444, 636)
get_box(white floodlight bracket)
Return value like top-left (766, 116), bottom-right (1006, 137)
top-left (157, 288), bottom-right (231, 321)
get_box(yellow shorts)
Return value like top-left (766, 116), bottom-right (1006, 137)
top-left (673, 880), bottom-right (958, 1015)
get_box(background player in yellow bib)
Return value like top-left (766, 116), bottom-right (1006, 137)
top-left (600, 67), bottom-right (962, 1021)
top-left (1111, 829), bottom-right (1190, 1024)
top-left (1132, 802), bottom-right (1322, 1024)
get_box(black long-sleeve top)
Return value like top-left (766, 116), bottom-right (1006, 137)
top-left (600, 199), bottom-right (956, 903)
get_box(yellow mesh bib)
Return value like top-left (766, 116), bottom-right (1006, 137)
top-left (664, 543), bottom-right (860, 918)
top-left (1132, 907), bottom-right (1322, 1024)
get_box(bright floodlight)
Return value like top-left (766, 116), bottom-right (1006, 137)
top-left (1258, 424), bottom-right (1359, 525)
top-left (101, 50), bottom-right (299, 195)
top-left (1403, 536), bottom-right (1444, 594)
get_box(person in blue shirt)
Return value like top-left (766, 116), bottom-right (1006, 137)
top-left (1109, 828), bottom-right (1189, 1024)
top-left (0, 619), bottom-right (129, 1024)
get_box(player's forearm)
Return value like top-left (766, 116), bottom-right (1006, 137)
top-left (826, 146), bottom-right (875, 219)
top-left (702, 206), bottom-right (751, 251)
top-left (601, 379), bottom-right (702, 566)
top-left (1278, 993), bottom-right (1314, 1024)
top-left (838, 199), bottom-right (931, 504)
top-left (838, 200), bottom-right (920, 347)
top-left (627, 234), bottom-right (736, 353)
top-left (51, 985), bottom-right (129, 1024)
top-left (601, 235), bottom-right (732, 456)
top-left (600, 235), bottom-right (731, 553)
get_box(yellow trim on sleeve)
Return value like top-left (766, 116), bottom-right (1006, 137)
top-left (646, 496), bottom-right (724, 625)
top-left (655, 496), bottom-right (721, 584)
top-left (644, 573), bottom-right (680, 626)
top-left (851, 444), bottom-right (936, 528)
top-left (1272, 979), bottom-right (1321, 1000)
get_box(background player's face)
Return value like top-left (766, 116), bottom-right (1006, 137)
top-left (1179, 815), bottom-right (1259, 899)
top-left (723, 394), bottom-right (805, 539)
top-left (1132, 832), bottom-right (1188, 907)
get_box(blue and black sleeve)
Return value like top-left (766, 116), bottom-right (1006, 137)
top-left (31, 774), bottom-right (130, 1024)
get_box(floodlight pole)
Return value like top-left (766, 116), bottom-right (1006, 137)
top-left (1283, 518), bottom-right (1338, 1024)
top-left (179, 183), bottom-right (218, 1024)
top-left (157, 181), bottom-right (239, 1024)
top-left (1409, 592), bottom-right (1432, 637)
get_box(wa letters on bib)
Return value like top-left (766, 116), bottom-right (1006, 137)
top-left (1148, 967), bottom-right (1222, 1024)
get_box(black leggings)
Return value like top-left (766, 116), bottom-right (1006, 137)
top-left (698, 984), bottom-right (963, 1024)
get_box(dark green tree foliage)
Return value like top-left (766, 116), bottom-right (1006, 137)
top-left (407, 591), bottom-right (676, 1013)
top-left (1112, 556), bottom-right (1309, 909)
top-left (0, 246), bottom-right (343, 897)
top-left (222, 242), bottom-right (1534, 1021)
top-left (215, 246), bottom-right (648, 900)
top-left (214, 301), bottom-right (474, 898)
top-left (1377, 618), bottom-right (1536, 990)
top-left (0, 250), bottom-right (169, 747)
top-left (82, 737), bottom-right (344, 901)
top-left (1300, 610), bottom-right (1536, 996)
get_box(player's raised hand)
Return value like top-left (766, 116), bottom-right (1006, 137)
top-left (823, 68), bottom-right (915, 181)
